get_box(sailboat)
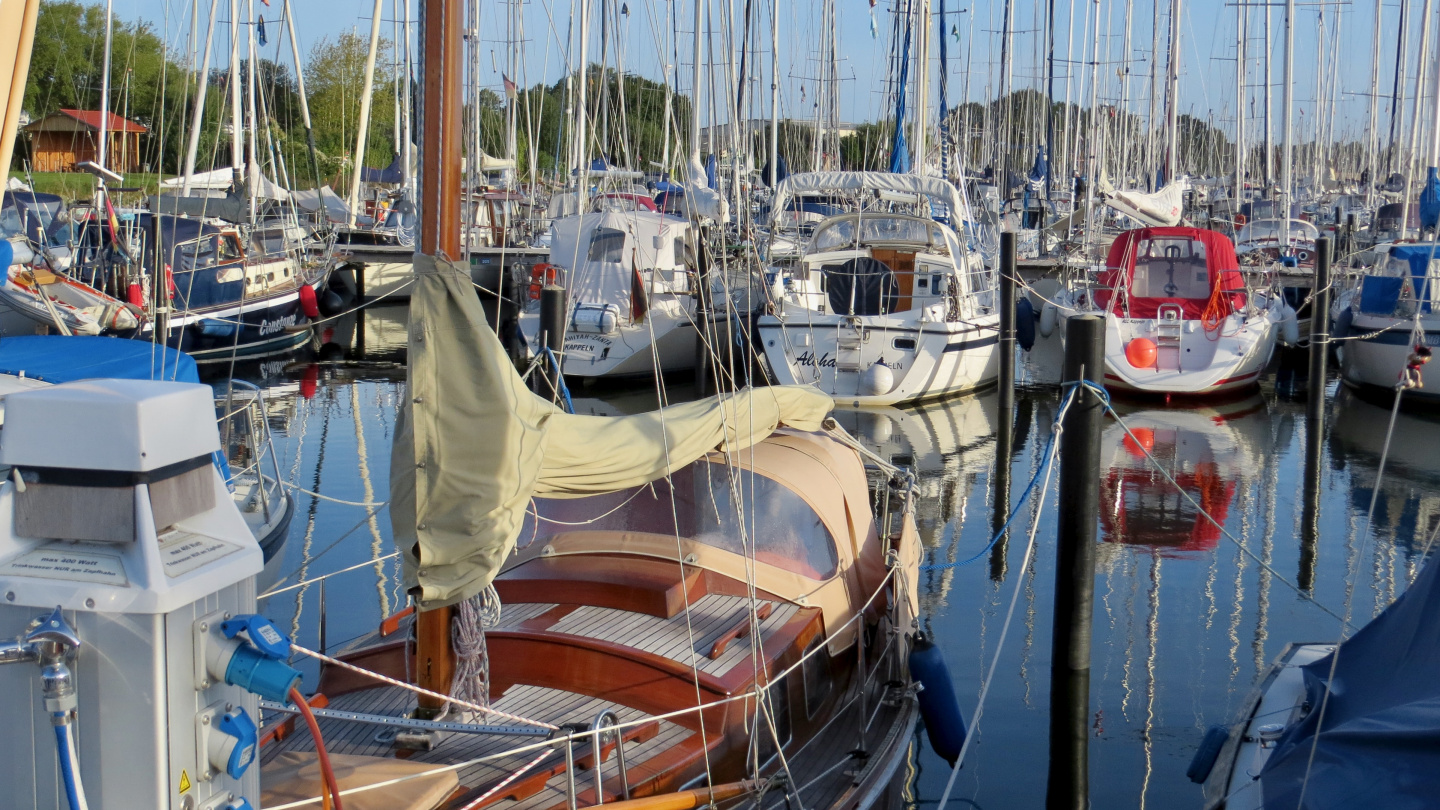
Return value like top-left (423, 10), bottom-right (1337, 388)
top-left (1044, 226), bottom-right (1289, 396)
top-left (756, 172), bottom-right (999, 405)
top-left (1332, 243), bottom-right (1440, 401)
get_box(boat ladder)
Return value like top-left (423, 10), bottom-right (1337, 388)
top-left (1156, 304), bottom-right (1184, 372)
top-left (836, 317), bottom-right (865, 372)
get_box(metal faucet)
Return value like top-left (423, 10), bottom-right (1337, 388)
top-left (0, 607), bottom-right (82, 715)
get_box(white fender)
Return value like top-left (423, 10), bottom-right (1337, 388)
top-left (1039, 301), bottom-right (1058, 338)
top-left (1279, 304), bottom-right (1300, 346)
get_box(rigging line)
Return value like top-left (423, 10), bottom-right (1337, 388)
top-left (934, 384), bottom-right (1076, 810)
top-left (289, 644), bottom-right (558, 728)
top-left (259, 552), bottom-right (402, 600)
top-left (1291, 375), bottom-right (1407, 810)
top-left (269, 566), bottom-right (900, 810)
top-left (264, 474), bottom-right (388, 507)
top-left (1093, 381), bottom-right (1355, 630)
top-left (263, 503), bottom-right (392, 594)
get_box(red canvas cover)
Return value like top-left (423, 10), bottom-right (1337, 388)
top-left (1094, 226), bottom-right (1245, 319)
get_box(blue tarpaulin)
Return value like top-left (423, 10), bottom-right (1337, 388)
top-left (359, 154), bottom-right (404, 185)
top-left (1259, 549), bottom-right (1440, 810)
top-left (1385, 243), bottom-right (1440, 313)
top-left (0, 336), bottom-right (199, 384)
top-left (1420, 166), bottom-right (1440, 231)
top-left (1028, 147), bottom-right (1048, 192)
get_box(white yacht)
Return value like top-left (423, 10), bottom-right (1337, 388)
top-left (519, 208), bottom-right (699, 379)
top-left (1333, 242), bottom-right (1440, 401)
top-left (756, 172), bottom-right (999, 406)
top-left (1043, 226), bottom-right (1289, 397)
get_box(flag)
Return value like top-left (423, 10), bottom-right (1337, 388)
top-left (502, 74), bottom-right (517, 98)
top-left (257, 16), bottom-right (267, 46)
top-left (952, 24), bottom-right (959, 41)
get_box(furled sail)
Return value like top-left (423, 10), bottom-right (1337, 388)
top-left (1098, 173), bottom-right (1186, 227)
top-left (392, 254), bottom-right (833, 609)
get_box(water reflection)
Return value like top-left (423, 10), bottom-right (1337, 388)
top-left (218, 306), bottom-right (1440, 809)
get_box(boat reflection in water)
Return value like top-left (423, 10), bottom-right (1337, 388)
top-left (1098, 395), bottom-right (1269, 554)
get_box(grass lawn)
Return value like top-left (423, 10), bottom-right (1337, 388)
top-left (9, 171), bottom-right (163, 201)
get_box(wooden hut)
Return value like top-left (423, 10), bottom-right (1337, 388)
top-left (21, 109), bottom-right (147, 173)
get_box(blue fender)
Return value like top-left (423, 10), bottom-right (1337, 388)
top-left (909, 633), bottom-right (967, 765)
top-left (1187, 725), bottom-right (1231, 783)
top-left (1332, 306), bottom-right (1353, 340)
top-left (1014, 297), bottom-right (1037, 351)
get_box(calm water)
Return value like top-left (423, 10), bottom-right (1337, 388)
top-left (225, 304), bottom-right (1440, 809)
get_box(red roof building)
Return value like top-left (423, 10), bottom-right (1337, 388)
top-left (21, 109), bottom-right (149, 174)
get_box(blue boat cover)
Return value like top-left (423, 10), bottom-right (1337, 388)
top-left (359, 154), bottom-right (404, 185)
top-left (1420, 166), bottom-right (1440, 231)
top-left (1028, 147), bottom-right (1048, 192)
top-left (1259, 551), bottom-right (1440, 810)
top-left (1357, 275), bottom-right (1405, 315)
top-left (0, 336), bottom-right (199, 384)
top-left (1385, 243), bottom-right (1440, 312)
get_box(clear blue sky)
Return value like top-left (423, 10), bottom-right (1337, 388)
top-left (103, 0), bottom-right (1430, 146)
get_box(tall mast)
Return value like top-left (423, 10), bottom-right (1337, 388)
top-left (245, 0), bottom-right (260, 220)
top-left (767, 0), bottom-right (779, 185)
top-left (98, 0), bottom-right (114, 173)
top-left (181, 0), bottom-right (221, 193)
top-left (347, 0), bottom-right (386, 225)
top-left (413, 0), bottom-right (463, 719)
top-left (1366, 0), bottom-right (1383, 199)
top-left (689, 0), bottom-right (703, 172)
top-left (1235, 0), bottom-right (1245, 202)
top-left (576, 0), bottom-right (591, 207)
top-left (1164, 0), bottom-right (1181, 183)
top-left (1280, 0), bottom-right (1293, 215)
top-left (1262, 4), bottom-right (1271, 187)
top-left (1399, 0), bottom-right (1433, 238)
top-left (228, 0), bottom-right (243, 177)
top-left (913, 0), bottom-right (931, 177)
top-left (403, 0), bottom-right (414, 198)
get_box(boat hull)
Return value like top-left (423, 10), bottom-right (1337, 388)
top-left (1338, 314), bottom-right (1440, 402)
top-left (757, 315), bottom-right (1001, 406)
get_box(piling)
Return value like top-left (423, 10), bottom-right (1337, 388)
top-left (991, 232), bottom-right (1018, 582)
top-left (1344, 213), bottom-right (1356, 260)
top-left (538, 284), bottom-right (567, 402)
top-left (1046, 314), bottom-right (1105, 810)
top-left (1307, 237), bottom-right (1332, 425)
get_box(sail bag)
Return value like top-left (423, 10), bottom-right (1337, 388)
top-left (392, 254), bottom-right (833, 610)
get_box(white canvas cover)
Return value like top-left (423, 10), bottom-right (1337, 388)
top-left (391, 253), bottom-right (832, 609)
top-left (548, 211), bottom-right (684, 309)
top-left (768, 171), bottom-right (973, 227)
top-left (1098, 176), bottom-right (1186, 227)
top-left (291, 185), bottom-right (354, 223)
top-left (162, 166), bottom-right (292, 200)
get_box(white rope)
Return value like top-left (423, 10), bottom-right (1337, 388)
top-left (934, 384), bottom-right (1074, 810)
top-left (448, 586), bottom-right (501, 716)
top-left (288, 643), bottom-right (559, 730)
top-left (457, 747), bottom-right (553, 810)
top-left (259, 552), bottom-right (402, 600)
top-left (265, 474), bottom-right (390, 507)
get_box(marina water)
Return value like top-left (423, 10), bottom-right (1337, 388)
top-left (238, 304), bottom-right (1435, 809)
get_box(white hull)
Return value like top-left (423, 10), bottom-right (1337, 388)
top-left (1054, 308), bottom-right (1280, 396)
top-left (758, 314), bottom-right (1000, 406)
top-left (519, 298), bottom-right (700, 379)
top-left (1338, 311), bottom-right (1440, 399)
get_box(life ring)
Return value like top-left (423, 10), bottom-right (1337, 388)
top-left (529, 263), bottom-right (562, 299)
top-left (1234, 213), bottom-right (1248, 228)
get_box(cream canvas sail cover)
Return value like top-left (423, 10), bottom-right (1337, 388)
top-left (393, 253), bottom-right (833, 609)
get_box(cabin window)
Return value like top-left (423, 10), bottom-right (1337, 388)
top-left (812, 219), bottom-right (857, 252)
top-left (524, 459), bottom-right (841, 580)
top-left (1130, 238), bottom-right (1210, 299)
top-left (801, 635), bottom-right (831, 717)
top-left (218, 235), bottom-right (243, 262)
top-left (892, 337), bottom-right (916, 351)
top-left (174, 238), bottom-right (218, 272)
top-left (858, 216), bottom-right (937, 245)
top-left (587, 228), bottom-right (627, 263)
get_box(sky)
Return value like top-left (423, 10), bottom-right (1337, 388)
top-left (99, 0), bottom-right (1434, 149)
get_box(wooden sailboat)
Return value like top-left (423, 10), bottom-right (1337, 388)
top-left (255, 3), bottom-right (934, 809)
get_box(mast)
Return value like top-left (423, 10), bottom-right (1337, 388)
top-left (1164, 0), bottom-right (1181, 183)
top-left (1262, 4), bottom-right (1272, 188)
top-left (767, 0), bottom-right (779, 185)
top-left (181, 0), bottom-right (222, 194)
top-left (414, 0), bottom-right (463, 718)
top-left (1235, 0), bottom-right (1245, 203)
top-left (689, 0), bottom-right (703, 173)
top-left (98, 0), bottom-right (115, 173)
top-left (228, 0), bottom-right (243, 177)
top-left (1388, 1), bottom-right (1409, 175)
top-left (1367, 0), bottom-right (1382, 200)
top-left (403, 0), bottom-right (414, 199)
top-left (245, 0), bottom-right (260, 220)
top-left (1280, 0), bottom-right (1293, 217)
top-left (1400, 0), bottom-right (1434, 238)
top-left (347, 0), bottom-right (386, 226)
top-left (913, 0), bottom-right (931, 177)
top-left (282, 0), bottom-right (328, 208)
top-left (576, 0), bottom-right (591, 207)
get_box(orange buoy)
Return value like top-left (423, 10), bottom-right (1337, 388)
top-left (1123, 427), bottom-right (1156, 458)
top-left (1125, 338), bottom-right (1158, 369)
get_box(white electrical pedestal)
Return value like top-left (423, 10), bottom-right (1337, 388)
top-left (0, 380), bottom-right (270, 810)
